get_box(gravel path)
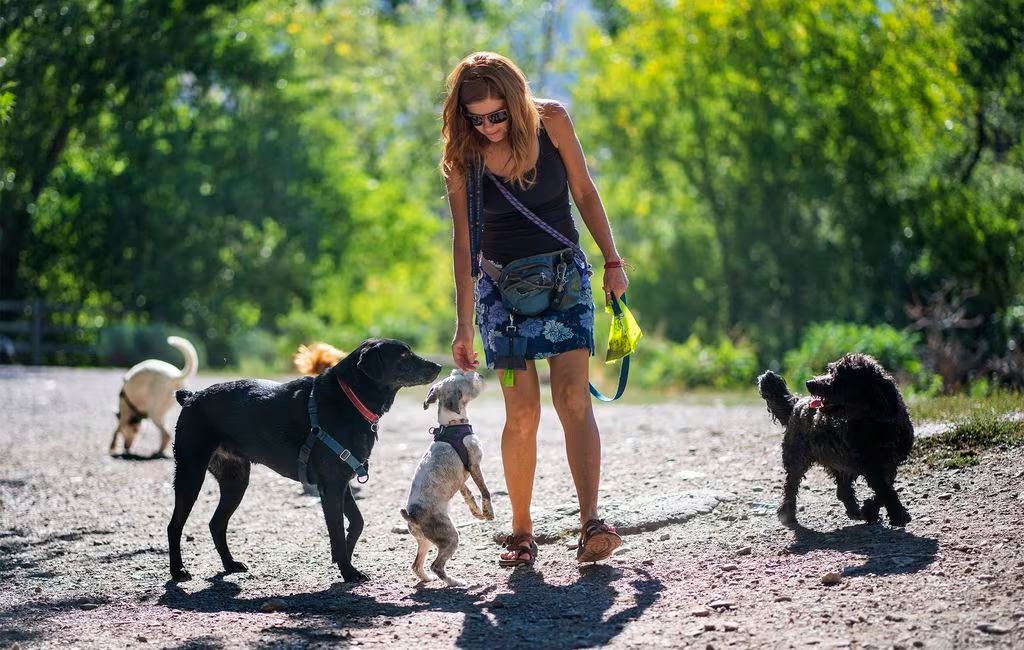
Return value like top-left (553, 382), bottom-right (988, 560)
top-left (1, 366), bottom-right (1022, 649)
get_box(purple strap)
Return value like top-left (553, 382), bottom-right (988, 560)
top-left (486, 172), bottom-right (590, 273)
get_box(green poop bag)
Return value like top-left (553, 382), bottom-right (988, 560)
top-left (605, 295), bottom-right (642, 363)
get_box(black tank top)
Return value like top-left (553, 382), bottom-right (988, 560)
top-left (481, 128), bottom-right (579, 264)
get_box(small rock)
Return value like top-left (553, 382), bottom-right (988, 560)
top-left (821, 572), bottom-right (842, 586)
top-left (692, 607), bottom-right (711, 617)
top-left (886, 614), bottom-right (905, 622)
top-left (937, 493), bottom-right (953, 501)
top-left (722, 623), bottom-right (738, 632)
top-left (736, 546), bottom-right (752, 556)
top-left (703, 623), bottom-right (716, 631)
top-left (774, 595), bottom-right (792, 602)
top-left (752, 486), bottom-right (764, 492)
top-left (186, 535), bottom-right (194, 542)
top-left (34, 587), bottom-right (41, 594)
top-left (136, 636), bottom-right (148, 643)
top-left (977, 574), bottom-right (995, 581)
top-left (79, 603), bottom-right (99, 611)
top-left (391, 526), bottom-right (408, 534)
top-left (721, 564), bottom-right (738, 572)
top-left (261, 599), bottom-right (287, 613)
top-left (709, 599), bottom-right (736, 610)
top-left (659, 533), bottom-right (671, 541)
top-left (912, 642), bottom-right (924, 648)
top-left (642, 559), bottom-right (654, 566)
top-left (977, 623), bottom-right (1012, 635)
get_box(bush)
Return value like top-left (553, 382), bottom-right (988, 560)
top-left (97, 323), bottom-right (206, 369)
top-left (632, 335), bottom-right (759, 389)
top-left (783, 322), bottom-right (926, 386)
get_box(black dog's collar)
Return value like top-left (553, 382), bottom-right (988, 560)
top-left (432, 424), bottom-right (474, 470)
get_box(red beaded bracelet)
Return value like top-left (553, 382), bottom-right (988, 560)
top-left (604, 259), bottom-right (627, 269)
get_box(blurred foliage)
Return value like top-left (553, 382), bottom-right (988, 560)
top-left (574, 0), bottom-right (1024, 368)
top-left (1, 0), bottom-right (1022, 386)
top-left (96, 323), bottom-right (208, 369)
top-left (782, 321), bottom-right (926, 386)
top-left (632, 334), bottom-right (759, 389)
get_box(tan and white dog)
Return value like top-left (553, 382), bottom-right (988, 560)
top-left (401, 369), bottom-right (493, 586)
top-left (110, 336), bottom-right (198, 456)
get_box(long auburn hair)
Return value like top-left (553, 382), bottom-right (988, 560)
top-left (441, 51), bottom-right (541, 187)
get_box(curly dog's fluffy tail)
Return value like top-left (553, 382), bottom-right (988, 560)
top-left (757, 370), bottom-right (796, 425)
top-left (293, 342), bottom-right (346, 376)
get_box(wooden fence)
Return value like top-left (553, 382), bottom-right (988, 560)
top-left (0, 299), bottom-right (98, 365)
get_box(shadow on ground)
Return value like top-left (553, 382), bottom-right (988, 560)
top-left (156, 565), bottom-right (662, 648)
top-left (787, 523), bottom-right (938, 576)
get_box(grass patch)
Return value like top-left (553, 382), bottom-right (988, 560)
top-left (907, 389), bottom-right (1023, 422)
top-left (914, 408), bottom-right (1024, 469)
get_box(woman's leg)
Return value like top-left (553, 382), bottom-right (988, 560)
top-left (499, 360), bottom-right (542, 539)
top-left (547, 348), bottom-right (601, 525)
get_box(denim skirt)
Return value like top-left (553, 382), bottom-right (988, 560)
top-left (475, 268), bottom-right (595, 369)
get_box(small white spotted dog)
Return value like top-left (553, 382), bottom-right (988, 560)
top-left (401, 369), bottom-right (493, 586)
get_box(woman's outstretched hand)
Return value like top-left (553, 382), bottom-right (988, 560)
top-left (451, 326), bottom-right (479, 371)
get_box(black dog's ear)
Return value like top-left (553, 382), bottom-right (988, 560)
top-left (423, 384), bottom-right (438, 410)
top-left (356, 343), bottom-right (386, 383)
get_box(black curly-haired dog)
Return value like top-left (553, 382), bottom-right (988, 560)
top-left (167, 338), bottom-right (441, 583)
top-left (757, 354), bottom-right (914, 527)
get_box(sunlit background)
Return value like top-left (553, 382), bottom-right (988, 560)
top-left (1, 0), bottom-right (1022, 394)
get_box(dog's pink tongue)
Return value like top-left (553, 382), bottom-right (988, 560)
top-left (809, 398), bottom-right (823, 409)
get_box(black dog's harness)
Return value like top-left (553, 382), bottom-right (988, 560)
top-left (118, 388), bottom-right (147, 424)
top-left (431, 423), bottom-right (474, 470)
top-left (298, 378), bottom-right (373, 486)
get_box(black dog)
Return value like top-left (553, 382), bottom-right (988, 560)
top-left (167, 338), bottom-right (441, 583)
top-left (757, 354), bottom-right (915, 528)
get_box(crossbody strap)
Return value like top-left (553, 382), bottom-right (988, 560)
top-left (485, 171), bottom-right (589, 273)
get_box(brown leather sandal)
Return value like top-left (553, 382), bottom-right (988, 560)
top-left (577, 519), bottom-right (622, 563)
top-left (499, 533), bottom-right (538, 567)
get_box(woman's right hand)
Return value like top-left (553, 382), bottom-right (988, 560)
top-left (451, 325), bottom-right (479, 371)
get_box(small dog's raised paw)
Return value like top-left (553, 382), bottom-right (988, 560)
top-left (483, 501), bottom-right (494, 520)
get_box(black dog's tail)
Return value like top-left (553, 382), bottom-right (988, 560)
top-left (757, 370), bottom-right (796, 425)
top-left (175, 389), bottom-right (195, 407)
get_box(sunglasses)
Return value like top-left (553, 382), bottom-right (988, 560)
top-left (465, 108), bottom-right (509, 127)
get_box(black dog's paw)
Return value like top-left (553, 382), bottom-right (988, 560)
top-left (845, 506), bottom-right (864, 521)
top-left (888, 509), bottom-right (911, 527)
top-left (861, 498), bottom-right (881, 524)
top-left (171, 567), bottom-right (192, 582)
top-left (224, 560), bottom-right (249, 574)
top-left (776, 505), bottom-right (798, 527)
top-left (341, 567), bottom-right (369, 583)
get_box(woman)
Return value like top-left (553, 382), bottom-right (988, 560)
top-left (441, 52), bottom-right (628, 566)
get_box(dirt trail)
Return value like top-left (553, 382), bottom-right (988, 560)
top-left (1, 366), bottom-right (1022, 648)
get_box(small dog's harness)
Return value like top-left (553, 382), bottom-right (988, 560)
top-left (118, 388), bottom-right (147, 424)
top-left (298, 377), bottom-right (374, 486)
top-left (431, 423), bottom-right (474, 470)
